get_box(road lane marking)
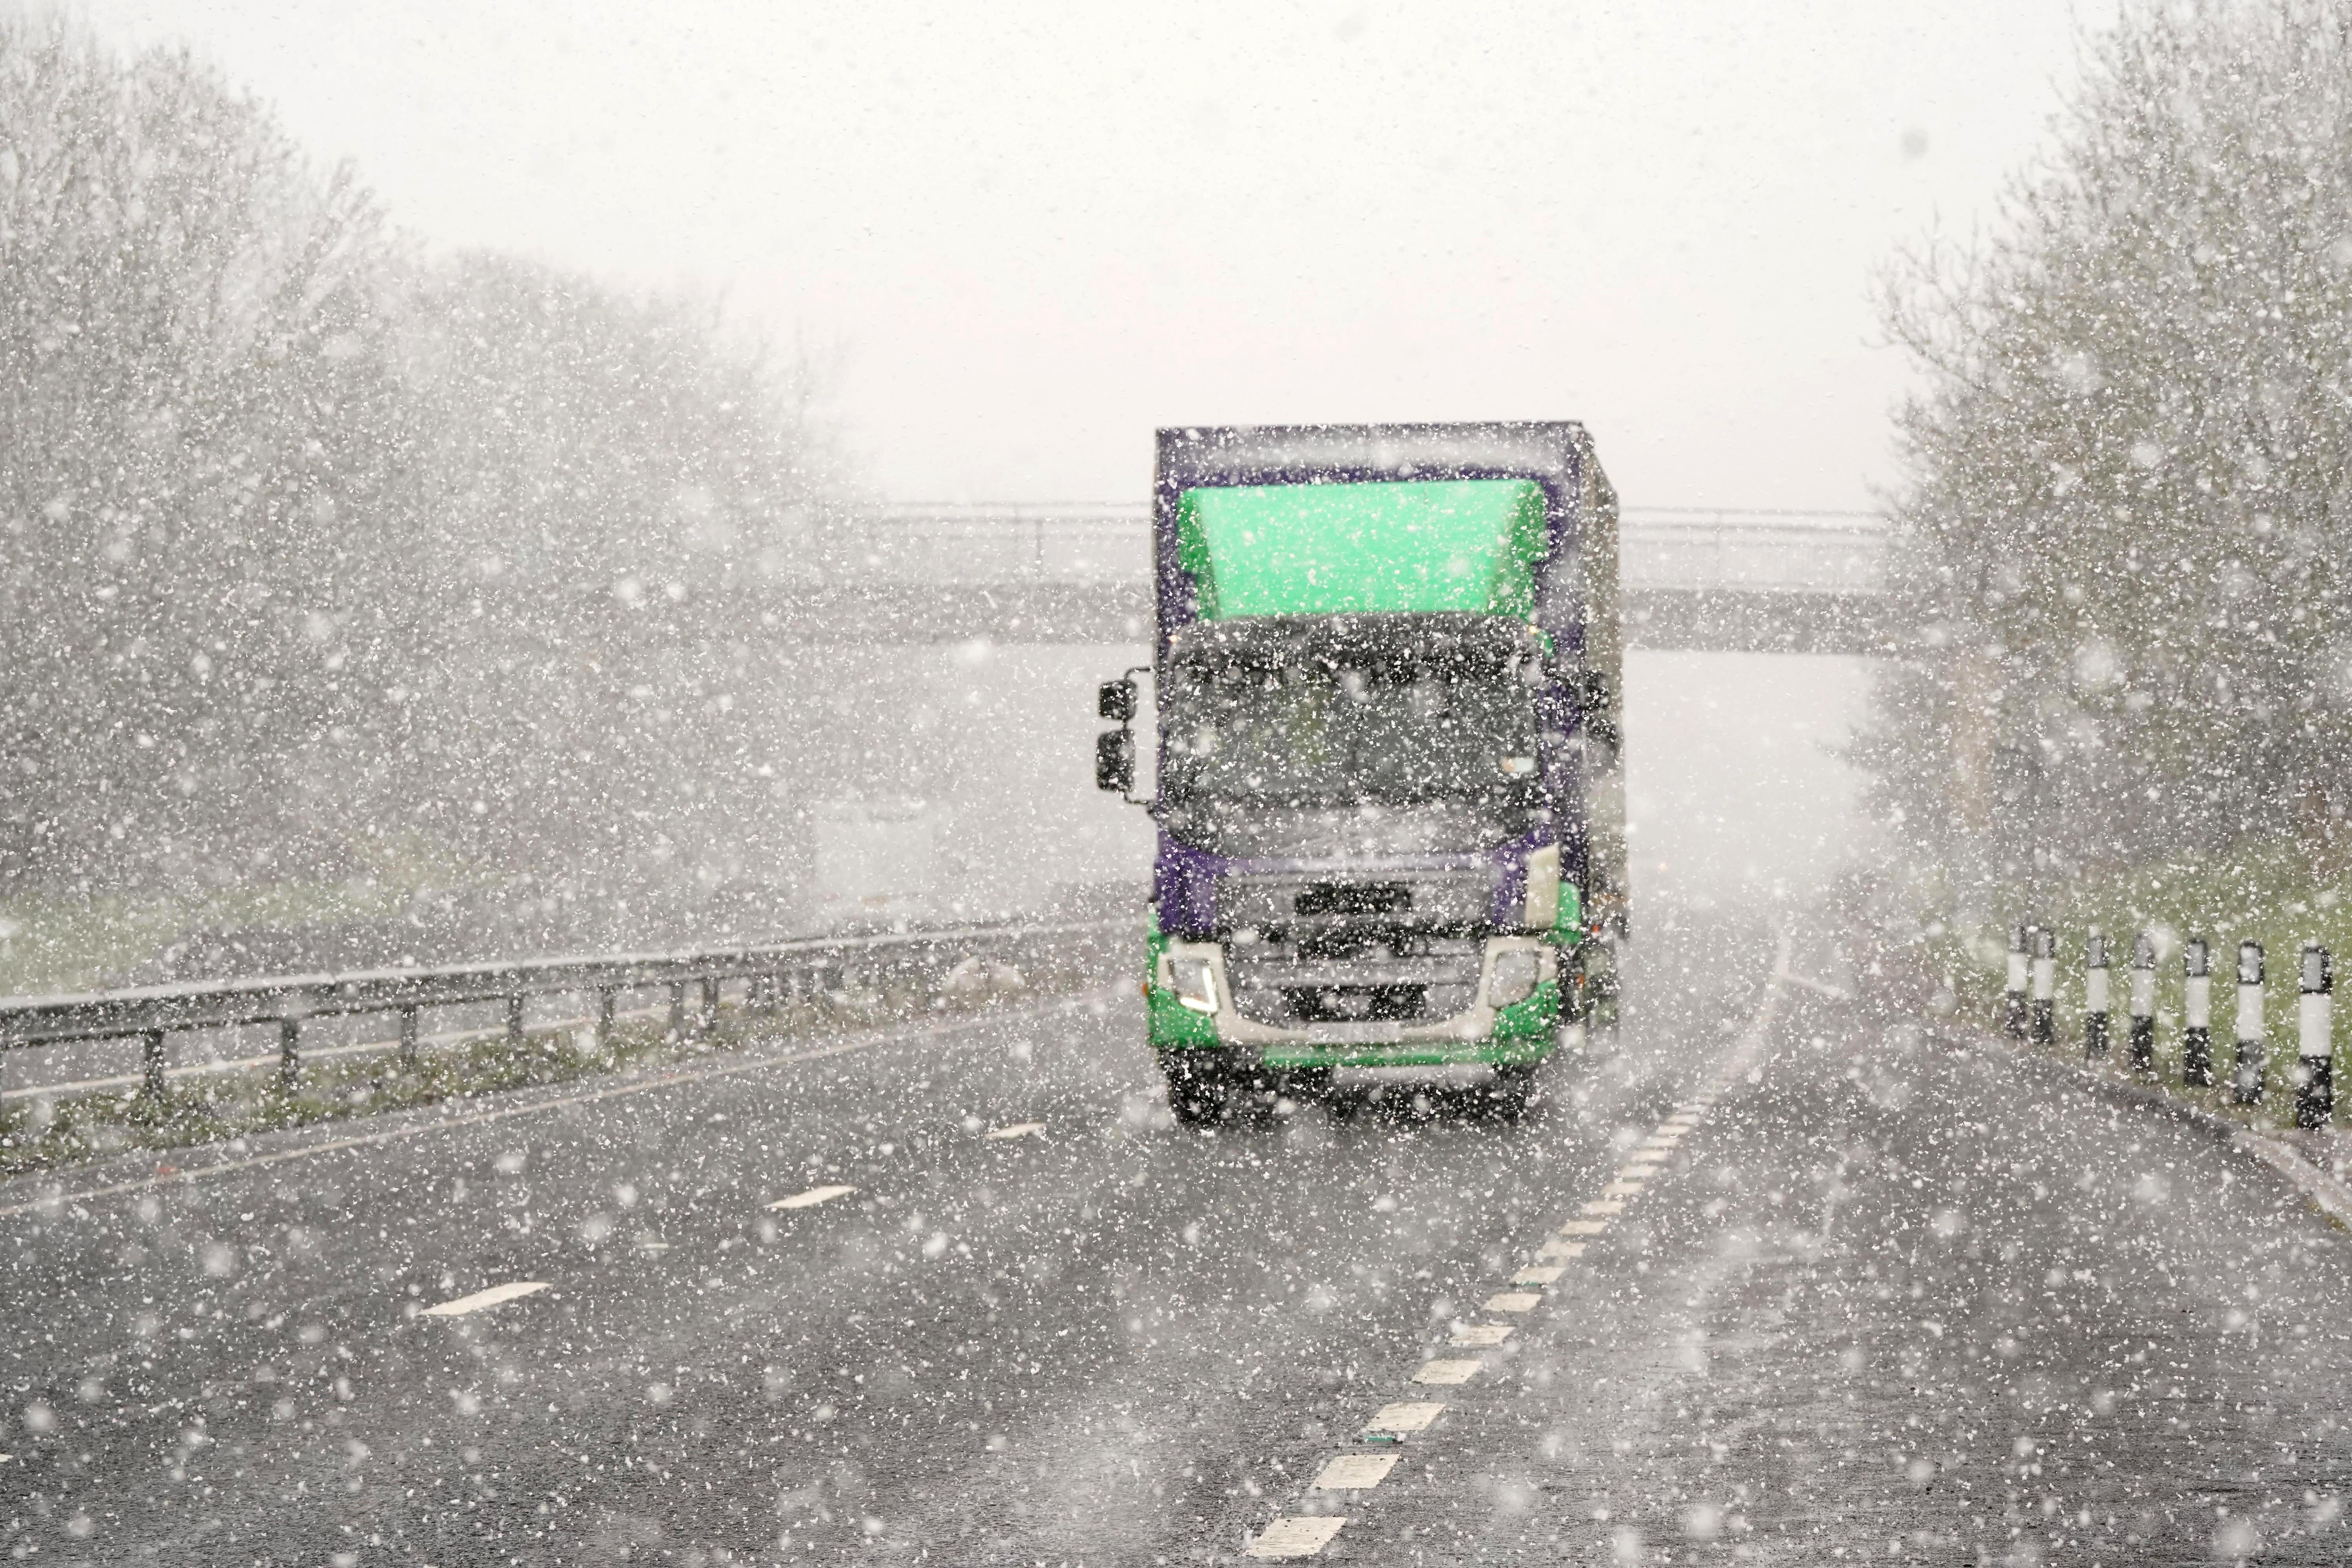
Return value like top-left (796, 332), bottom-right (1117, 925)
top-left (1365, 1401), bottom-right (1445, 1434)
top-left (421, 1281), bottom-right (548, 1317)
top-left (0, 990), bottom-right (1118, 1221)
top-left (1245, 1517), bottom-right (1346, 1559)
top-left (1313, 1452), bottom-right (1399, 1490)
top-left (985, 1122), bottom-right (1045, 1140)
top-left (768, 1184), bottom-right (856, 1210)
top-left (1602, 1179), bottom-right (1644, 1197)
top-left (1251, 930), bottom-right (1796, 1565)
top-left (1777, 969), bottom-right (1852, 1000)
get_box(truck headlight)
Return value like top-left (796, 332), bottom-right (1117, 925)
top-left (1488, 947), bottom-right (1541, 1007)
top-left (1169, 956), bottom-right (1220, 1014)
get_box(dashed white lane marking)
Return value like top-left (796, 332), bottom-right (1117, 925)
top-left (1313, 1452), bottom-right (1399, 1490)
top-left (1601, 1178), bottom-right (1644, 1197)
top-left (1242, 930), bottom-right (1798, 1560)
top-left (985, 1122), bottom-right (1045, 1140)
top-left (1245, 1517), bottom-right (1347, 1559)
top-left (768, 1184), bottom-right (857, 1210)
top-left (1778, 968), bottom-right (1853, 1001)
top-left (1366, 1401), bottom-right (1446, 1434)
top-left (421, 1281), bottom-right (548, 1317)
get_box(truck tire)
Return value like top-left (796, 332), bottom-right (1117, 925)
top-left (1489, 1062), bottom-right (1541, 1120)
top-left (1161, 1051), bottom-right (1230, 1126)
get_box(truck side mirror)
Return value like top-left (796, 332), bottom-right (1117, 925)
top-left (1095, 728), bottom-right (1136, 794)
top-left (1098, 678), bottom-right (1138, 722)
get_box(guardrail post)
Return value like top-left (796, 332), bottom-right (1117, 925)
top-left (278, 1018), bottom-right (301, 1091)
top-left (667, 982), bottom-right (688, 1040)
top-left (2298, 943), bottom-right (2333, 1131)
top-left (506, 993), bottom-right (526, 1047)
top-left (141, 1029), bottom-right (167, 1099)
top-left (699, 976), bottom-right (720, 1031)
top-left (2234, 940), bottom-right (2267, 1105)
top-left (2182, 938), bottom-right (2214, 1086)
top-left (399, 1005), bottom-right (421, 1067)
top-left (595, 987), bottom-right (617, 1049)
top-left (2083, 930), bottom-right (2110, 1060)
top-left (2004, 922), bottom-right (2029, 1038)
top-left (2030, 927), bottom-right (2056, 1045)
top-left (2129, 931), bottom-right (2156, 1075)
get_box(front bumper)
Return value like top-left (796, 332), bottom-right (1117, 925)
top-left (1148, 935), bottom-right (1561, 1069)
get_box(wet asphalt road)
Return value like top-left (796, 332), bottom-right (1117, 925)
top-left (4, 914), bottom-right (2352, 1566)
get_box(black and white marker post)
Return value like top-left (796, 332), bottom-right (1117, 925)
top-left (2083, 930), bottom-right (2110, 1060)
top-left (2030, 927), bottom-right (2056, 1046)
top-left (2004, 922), bottom-right (2029, 1039)
top-left (2182, 938), bottom-right (2214, 1087)
top-left (2128, 930), bottom-right (2157, 1076)
top-left (2234, 939), bottom-right (2267, 1107)
top-left (2298, 943), bottom-right (2333, 1131)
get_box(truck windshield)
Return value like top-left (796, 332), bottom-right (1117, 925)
top-left (1159, 617), bottom-right (1542, 810)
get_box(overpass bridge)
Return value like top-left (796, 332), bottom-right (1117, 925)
top-left (788, 503), bottom-right (1893, 653)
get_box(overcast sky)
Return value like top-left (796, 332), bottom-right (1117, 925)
top-left (71, 0), bottom-right (2111, 510)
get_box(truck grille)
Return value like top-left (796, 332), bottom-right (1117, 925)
top-left (1225, 938), bottom-right (1484, 1027)
top-left (1217, 869), bottom-right (1495, 935)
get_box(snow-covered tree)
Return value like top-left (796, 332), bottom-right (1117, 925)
top-left (1869, 0), bottom-right (2352, 904)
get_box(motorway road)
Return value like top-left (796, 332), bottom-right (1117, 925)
top-left (5, 914), bottom-right (2352, 1565)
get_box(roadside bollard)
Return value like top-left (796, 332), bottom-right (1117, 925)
top-left (2298, 944), bottom-right (2333, 1131)
top-left (141, 1029), bottom-right (168, 1099)
top-left (2083, 931), bottom-right (2110, 1059)
top-left (2128, 932), bottom-right (2156, 1075)
top-left (2234, 939), bottom-right (2266, 1106)
top-left (2005, 922), bottom-right (2029, 1038)
top-left (2030, 927), bottom-right (2056, 1046)
top-left (2182, 938), bottom-right (2214, 1087)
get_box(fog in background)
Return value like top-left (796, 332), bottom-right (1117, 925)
top-left (72, 0), bottom-right (2108, 506)
top-left (0, 0), bottom-right (2049, 991)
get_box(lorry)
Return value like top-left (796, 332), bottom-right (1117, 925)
top-left (1093, 423), bottom-right (1627, 1123)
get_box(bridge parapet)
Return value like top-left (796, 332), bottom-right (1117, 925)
top-left (829, 503), bottom-right (1884, 597)
top-left (795, 503), bottom-right (1892, 652)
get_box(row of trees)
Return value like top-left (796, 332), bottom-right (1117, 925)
top-left (0, 18), bottom-right (844, 946)
top-left (1867, 0), bottom-right (2352, 908)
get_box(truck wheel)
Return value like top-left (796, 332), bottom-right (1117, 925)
top-left (1489, 1062), bottom-right (1541, 1120)
top-left (1161, 1053), bottom-right (1229, 1126)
